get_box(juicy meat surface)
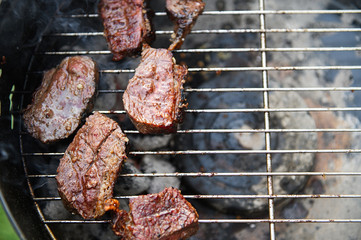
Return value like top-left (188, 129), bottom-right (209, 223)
top-left (166, 0), bottom-right (205, 50)
top-left (23, 56), bottom-right (98, 143)
top-left (99, 0), bottom-right (155, 61)
top-left (56, 112), bottom-right (128, 219)
top-left (105, 187), bottom-right (199, 240)
top-left (123, 47), bottom-right (187, 134)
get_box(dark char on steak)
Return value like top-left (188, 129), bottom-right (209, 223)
top-left (23, 56), bottom-right (98, 143)
top-left (99, 0), bottom-right (155, 61)
top-left (56, 112), bottom-right (128, 219)
top-left (123, 47), bottom-right (187, 134)
top-left (166, 0), bottom-right (205, 50)
top-left (104, 187), bottom-right (199, 240)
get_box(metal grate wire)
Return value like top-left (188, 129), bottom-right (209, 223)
top-left (17, 1), bottom-right (361, 239)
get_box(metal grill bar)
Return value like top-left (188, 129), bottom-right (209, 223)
top-left (197, 219), bottom-right (361, 224)
top-left (28, 66), bottom-right (361, 74)
top-left (13, 106), bottom-right (361, 115)
top-left (91, 107), bottom-right (361, 114)
top-left (41, 219), bottom-right (361, 224)
top-left (13, 86), bottom-right (361, 94)
top-left (99, 87), bottom-right (361, 95)
top-left (17, 128), bottom-right (361, 136)
top-left (151, 128), bottom-right (361, 133)
top-left (21, 149), bottom-right (361, 156)
top-left (0, 107), bottom-right (330, 116)
top-left (258, 0), bottom-right (275, 238)
top-left (38, 46), bottom-right (361, 55)
top-left (26, 172), bottom-right (361, 178)
top-left (99, 66), bottom-right (361, 73)
top-left (97, 87), bottom-right (361, 93)
top-left (182, 87), bottom-right (361, 92)
top-left (59, 9), bottom-right (361, 18)
top-left (10, 107), bottom-right (346, 115)
top-left (32, 194), bottom-right (361, 201)
top-left (185, 107), bottom-right (361, 112)
top-left (47, 27), bottom-right (361, 36)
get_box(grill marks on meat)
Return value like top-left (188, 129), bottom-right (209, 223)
top-left (166, 0), bottom-right (205, 50)
top-left (56, 112), bottom-right (128, 219)
top-left (123, 47), bottom-right (187, 134)
top-left (105, 187), bottom-right (199, 240)
top-left (23, 56), bottom-right (98, 143)
top-left (99, 0), bottom-right (155, 61)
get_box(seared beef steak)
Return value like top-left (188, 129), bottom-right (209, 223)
top-left (99, 0), bottom-right (155, 61)
top-left (56, 112), bottom-right (128, 219)
top-left (123, 47), bottom-right (187, 134)
top-left (166, 0), bottom-right (205, 50)
top-left (23, 56), bottom-right (98, 143)
top-left (105, 187), bottom-right (199, 240)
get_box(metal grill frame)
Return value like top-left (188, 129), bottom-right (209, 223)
top-left (15, 1), bottom-right (361, 239)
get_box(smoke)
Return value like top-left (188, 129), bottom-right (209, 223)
top-left (1, 0), bottom-right (62, 50)
top-left (0, 0), bottom-right (100, 68)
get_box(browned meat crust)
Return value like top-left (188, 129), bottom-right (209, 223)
top-left (105, 187), bottom-right (199, 240)
top-left (56, 112), bottom-right (128, 219)
top-left (23, 56), bottom-right (98, 143)
top-left (166, 0), bottom-right (205, 50)
top-left (123, 47), bottom-right (187, 134)
top-left (99, 0), bottom-right (155, 61)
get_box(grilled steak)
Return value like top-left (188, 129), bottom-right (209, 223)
top-left (105, 187), bottom-right (199, 240)
top-left (166, 0), bottom-right (205, 50)
top-left (56, 112), bottom-right (128, 219)
top-left (99, 0), bottom-right (155, 61)
top-left (23, 56), bottom-right (98, 143)
top-left (123, 47), bottom-right (187, 134)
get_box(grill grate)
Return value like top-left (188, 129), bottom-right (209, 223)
top-left (16, 0), bottom-right (361, 239)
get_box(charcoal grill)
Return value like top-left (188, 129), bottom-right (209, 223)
top-left (1, 0), bottom-right (361, 239)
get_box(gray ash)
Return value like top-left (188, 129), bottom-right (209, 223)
top-left (140, 155), bottom-right (181, 193)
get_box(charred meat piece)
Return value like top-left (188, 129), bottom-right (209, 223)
top-left (99, 0), bottom-right (155, 61)
top-left (166, 0), bottom-right (205, 50)
top-left (123, 47), bottom-right (187, 134)
top-left (105, 187), bottom-right (199, 240)
top-left (56, 112), bottom-right (128, 219)
top-left (23, 56), bottom-right (98, 143)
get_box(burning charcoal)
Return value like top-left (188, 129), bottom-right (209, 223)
top-left (23, 56), bottom-right (98, 143)
top-left (166, 0), bottom-right (205, 50)
top-left (105, 187), bottom-right (199, 239)
top-left (140, 155), bottom-right (181, 193)
top-left (128, 134), bottom-right (173, 151)
top-left (56, 112), bottom-right (128, 219)
top-left (123, 47), bottom-right (187, 134)
top-left (177, 73), bottom-right (317, 213)
top-left (114, 161), bottom-right (151, 196)
top-left (98, 0), bottom-right (155, 61)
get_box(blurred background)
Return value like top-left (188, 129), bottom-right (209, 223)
top-left (0, 33), bottom-right (18, 239)
top-left (0, 203), bottom-right (19, 240)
